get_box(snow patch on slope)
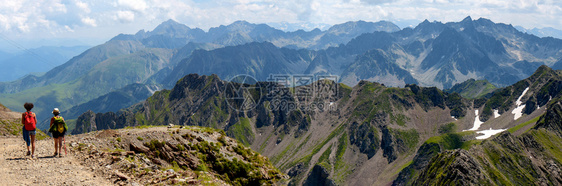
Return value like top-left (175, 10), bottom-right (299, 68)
top-left (465, 109), bottom-right (506, 139)
top-left (476, 128), bottom-right (506, 139)
top-left (493, 109), bottom-right (500, 118)
top-left (511, 87), bottom-right (529, 120)
top-left (467, 110), bottom-right (484, 131)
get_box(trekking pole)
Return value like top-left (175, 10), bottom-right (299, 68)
top-left (64, 137), bottom-right (67, 155)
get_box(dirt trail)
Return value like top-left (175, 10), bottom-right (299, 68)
top-left (0, 136), bottom-right (112, 185)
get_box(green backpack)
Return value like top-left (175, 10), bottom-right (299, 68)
top-left (50, 116), bottom-right (67, 133)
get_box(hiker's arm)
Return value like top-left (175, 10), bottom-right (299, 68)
top-left (33, 113), bottom-right (37, 124)
top-left (50, 117), bottom-right (54, 127)
top-left (21, 113), bottom-right (24, 125)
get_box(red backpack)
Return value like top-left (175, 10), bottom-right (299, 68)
top-left (24, 112), bottom-right (36, 131)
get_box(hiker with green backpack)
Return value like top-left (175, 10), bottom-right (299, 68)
top-left (22, 102), bottom-right (37, 159)
top-left (49, 108), bottom-right (67, 157)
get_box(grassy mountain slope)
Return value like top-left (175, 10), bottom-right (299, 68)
top-left (411, 97), bottom-right (562, 185)
top-left (0, 40), bottom-right (147, 94)
top-left (0, 48), bottom-right (173, 129)
top-left (393, 66), bottom-right (562, 185)
top-left (446, 78), bottom-right (497, 99)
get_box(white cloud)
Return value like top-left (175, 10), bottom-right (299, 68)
top-left (0, 0), bottom-right (561, 48)
top-left (117, 10), bottom-right (135, 23)
top-left (81, 17), bottom-right (97, 27)
top-left (118, 0), bottom-right (148, 12)
top-left (45, 0), bottom-right (67, 13)
top-left (64, 25), bottom-right (74, 32)
top-left (75, 1), bottom-right (91, 14)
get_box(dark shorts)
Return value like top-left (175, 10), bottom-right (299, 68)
top-left (52, 131), bottom-right (65, 138)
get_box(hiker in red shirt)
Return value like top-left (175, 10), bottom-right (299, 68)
top-left (22, 102), bottom-right (37, 159)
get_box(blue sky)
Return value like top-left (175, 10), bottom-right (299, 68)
top-left (1, 0), bottom-right (561, 50)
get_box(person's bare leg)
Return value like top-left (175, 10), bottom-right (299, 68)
top-left (54, 137), bottom-right (58, 155)
top-left (58, 137), bottom-right (63, 157)
top-left (30, 135), bottom-right (35, 157)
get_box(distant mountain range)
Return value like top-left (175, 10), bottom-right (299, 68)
top-left (2, 16), bottom-right (562, 130)
top-left (158, 16), bottom-right (562, 89)
top-left (0, 46), bottom-right (89, 82)
top-left (0, 19), bottom-right (401, 126)
top-left (515, 26), bottom-right (562, 39)
top-left (111, 19), bottom-right (400, 50)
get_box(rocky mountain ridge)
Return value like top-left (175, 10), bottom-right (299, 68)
top-left (404, 96), bottom-right (562, 185)
top-left (72, 66), bottom-right (562, 185)
top-left (392, 65), bottom-right (562, 185)
top-left (75, 65), bottom-right (562, 185)
top-left (70, 126), bottom-right (287, 185)
top-left (72, 73), bottom-right (470, 185)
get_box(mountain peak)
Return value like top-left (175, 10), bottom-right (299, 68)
top-left (156, 19), bottom-right (187, 29)
top-left (475, 17), bottom-right (492, 23)
top-left (152, 19), bottom-right (190, 33)
top-left (231, 20), bottom-right (251, 25)
top-left (533, 65), bottom-right (555, 76)
top-left (219, 20), bottom-right (259, 32)
top-left (525, 65), bottom-right (562, 82)
top-left (461, 16), bottom-right (472, 23)
top-left (163, 19), bottom-right (179, 24)
top-left (327, 20), bottom-right (400, 34)
top-left (415, 19), bottom-right (439, 29)
top-left (144, 19), bottom-right (193, 39)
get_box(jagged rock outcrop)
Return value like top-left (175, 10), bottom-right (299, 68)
top-left (381, 126), bottom-right (399, 163)
top-left (349, 122), bottom-right (379, 159)
top-left (381, 126), bottom-right (419, 163)
top-left (392, 142), bottom-right (442, 186)
top-left (72, 110), bottom-right (134, 135)
top-left (534, 96), bottom-right (562, 137)
top-left (413, 149), bottom-right (490, 185)
top-left (303, 165), bottom-right (336, 186)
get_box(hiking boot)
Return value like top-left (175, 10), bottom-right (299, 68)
top-left (30, 155), bottom-right (34, 159)
top-left (26, 151), bottom-right (31, 156)
top-left (53, 152), bottom-right (58, 157)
